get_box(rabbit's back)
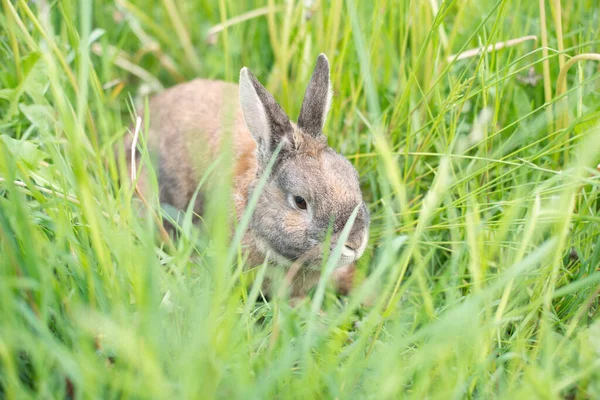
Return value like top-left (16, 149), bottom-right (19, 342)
top-left (126, 79), bottom-right (257, 218)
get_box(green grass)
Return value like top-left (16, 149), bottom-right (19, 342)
top-left (1, 0), bottom-right (600, 398)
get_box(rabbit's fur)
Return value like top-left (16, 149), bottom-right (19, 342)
top-left (123, 54), bottom-right (369, 297)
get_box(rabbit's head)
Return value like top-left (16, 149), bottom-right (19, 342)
top-left (239, 54), bottom-right (369, 269)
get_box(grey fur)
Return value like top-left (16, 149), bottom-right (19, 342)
top-left (297, 53), bottom-right (332, 137)
top-left (122, 54), bottom-right (370, 297)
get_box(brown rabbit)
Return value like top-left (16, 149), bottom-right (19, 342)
top-left (123, 54), bottom-right (369, 298)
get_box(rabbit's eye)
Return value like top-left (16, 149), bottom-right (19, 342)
top-left (293, 196), bottom-right (307, 210)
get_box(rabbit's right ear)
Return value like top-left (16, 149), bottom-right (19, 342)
top-left (240, 68), bottom-right (294, 168)
top-left (297, 54), bottom-right (332, 138)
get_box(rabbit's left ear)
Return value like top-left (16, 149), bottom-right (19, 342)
top-left (297, 53), bottom-right (333, 137)
top-left (239, 67), bottom-right (295, 168)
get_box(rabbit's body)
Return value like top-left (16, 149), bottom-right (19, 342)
top-left (125, 79), bottom-right (256, 218)
top-left (124, 55), bottom-right (369, 297)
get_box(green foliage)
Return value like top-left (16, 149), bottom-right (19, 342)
top-left (1, 0), bottom-right (599, 398)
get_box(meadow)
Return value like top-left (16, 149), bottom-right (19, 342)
top-left (1, 0), bottom-right (599, 398)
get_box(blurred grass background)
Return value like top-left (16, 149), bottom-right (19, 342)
top-left (1, 0), bottom-right (600, 398)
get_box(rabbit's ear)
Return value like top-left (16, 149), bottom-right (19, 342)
top-left (240, 67), bottom-right (294, 168)
top-left (297, 53), bottom-right (333, 137)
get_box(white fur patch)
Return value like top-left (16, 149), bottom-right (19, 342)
top-left (355, 229), bottom-right (369, 259)
top-left (319, 53), bottom-right (333, 129)
top-left (323, 80), bottom-right (333, 129)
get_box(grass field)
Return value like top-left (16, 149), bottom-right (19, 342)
top-left (1, 0), bottom-right (600, 398)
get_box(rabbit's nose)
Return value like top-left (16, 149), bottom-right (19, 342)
top-left (344, 242), bottom-right (357, 251)
top-left (344, 235), bottom-right (364, 252)
top-left (344, 229), bottom-right (368, 259)
top-left (342, 244), bottom-right (356, 259)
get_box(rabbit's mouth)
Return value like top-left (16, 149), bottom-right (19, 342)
top-left (329, 226), bottom-right (369, 265)
top-left (254, 238), bottom-right (344, 270)
top-left (254, 229), bottom-right (368, 270)
top-left (333, 230), bottom-right (368, 267)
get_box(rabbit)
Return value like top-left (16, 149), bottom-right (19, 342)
top-left (122, 54), bottom-right (370, 298)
